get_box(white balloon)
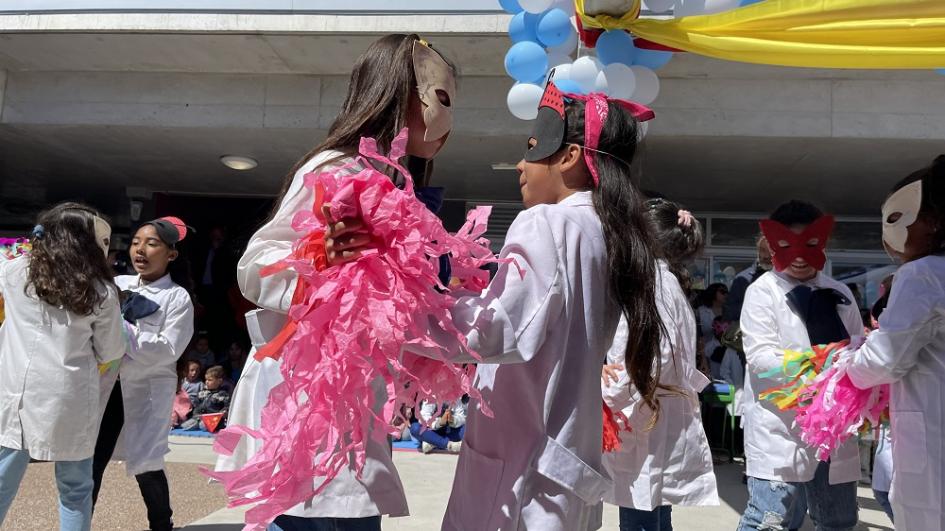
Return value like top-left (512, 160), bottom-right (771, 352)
top-left (629, 65), bottom-right (660, 104)
top-left (547, 52), bottom-right (572, 69)
top-left (571, 56), bottom-right (603, 93)
top-left (553, 0), bottom-right (576, 15)
top-left (507, 83), bottom-right (545, 120)
top-left (519, 0), bottom-right (554, 14)
top-left (547, 26), bottom-right (578, 55)
top-left (593, 70), bottom-right (609, 94)
top-left (643, 0), bottom-right (675, 12)
top-left (602, 63), bottom-right (636, 99)
top-left (551, 62), bottom-right (573, 81)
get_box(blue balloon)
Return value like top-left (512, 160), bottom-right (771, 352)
top-left (499, 0), bottom-right (524, 14)
top-left (634, 48), bottom-right (673, 70)
top-left (595, 30), bottom-right (636, 66)
top-left (739, 0), bottom-right (764, 5)
top-left (536, 8), bottom-right (572, 47)
top-left (554, 79), bottom-right (585, 95)
top-left (936, 68), bottom-right (945, 75)
top-left (509, 12), bottom-right (540, 44)
top-left (505, 41), bottom-right (549, 83)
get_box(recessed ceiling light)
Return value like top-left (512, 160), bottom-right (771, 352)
top-left (220, 155), bottom-right (258, 171)
top-left (491, 163), bottom-right (518, 171)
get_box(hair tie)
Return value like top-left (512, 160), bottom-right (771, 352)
top-left (677, 210), bottom-right (694, 228)
top-left (31, 224), bottom-right (45, 240)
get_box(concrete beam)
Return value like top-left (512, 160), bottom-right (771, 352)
top-left (0, 12), bottom-right (510, 34)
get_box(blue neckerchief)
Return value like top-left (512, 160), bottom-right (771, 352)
top-left (121, 291), bottom-right (161, 324)
top-left (785, 286), bottom-right (851, 344)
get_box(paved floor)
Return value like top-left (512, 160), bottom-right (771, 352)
top-left (1, 436), bottom-right (895, 531)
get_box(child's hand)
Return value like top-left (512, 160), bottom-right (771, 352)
top-left (602, 363), bottom-right (623, 386)
top-left (322, 204), bottom-right (370, 266)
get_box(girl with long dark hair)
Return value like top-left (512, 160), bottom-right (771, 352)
top-left (367, 82), bottom-right (666, 530)
top-left (846, 154), bottom-right (945, 530)
top-left (0, 202), bottom-right (125, 531)
top-left (602, 198), bottom-right (718, 531)
top-left (215, 33), bottom-right (456, 531)
top-left (92, 217), bottom-right (196, 531)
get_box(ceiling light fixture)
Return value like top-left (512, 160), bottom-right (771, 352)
top-left (220, 155), bottom-right (258, 171)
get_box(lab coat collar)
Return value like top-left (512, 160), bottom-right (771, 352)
top-left (133, 273), bottom-right (174, 293)
top-left (771, 270), bottom-right (831, 291)
top-left (560, 190), bottom-right (593, 207)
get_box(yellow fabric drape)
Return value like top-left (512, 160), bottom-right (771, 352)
top-left (578, 0), bottom-right (945, 69)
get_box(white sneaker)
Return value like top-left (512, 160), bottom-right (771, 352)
top-left (447, 441), bottom-right (462, 453)
top-left (421, 441), bottom-right (435, 454)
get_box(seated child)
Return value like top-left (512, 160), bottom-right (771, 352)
top-left (181, 360), bottom-right (204, 404)
top-left (409, 398), bottom-right (467, 454)
top-left (186, 334), bottom-right (216, 369)
top-left (181, 365), bottom-right (231, 431)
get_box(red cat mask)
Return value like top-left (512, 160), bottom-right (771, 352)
top-left (759, 215), bottom-right (835, 272)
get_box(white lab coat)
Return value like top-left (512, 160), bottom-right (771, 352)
top-left (215, 150), bottom-right (410, 519)
top-left (404, 191), bottom-right (618, 531)
top-left (418, 400), bottom-right (467, 430)
top-left (846, 255), bottom-right (945, 530)
top-left (601, 261), bottom-right (718, 511)
top-left (871, 427), bottom-right (892, 493)
top-left (99, 274), bottom-right (194, 475)
top-left (0, 256), bottom-right (125, 460)
top-left (720, 347), bottom-right (745, 417)
top-left (740, 270), bottom-right (862, 484)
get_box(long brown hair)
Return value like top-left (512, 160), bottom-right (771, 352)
top-left (270, 33), bottom-right (428, 215)
top-left (561, 101), bottom-right (667, 423)
top-left (26, 202), bottom-right (115, 316)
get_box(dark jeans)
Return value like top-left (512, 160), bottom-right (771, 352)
top-left (408, 422), bottom-right (465, 450)
top-left (268, 514), bottom-right (382, 531)
top-left (619, 506), bottom-right (672, 531)
top-left (92, 381), bottom-right (174, 531)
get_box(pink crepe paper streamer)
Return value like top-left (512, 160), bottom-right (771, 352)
top-left (793, 338), bottom-right (890, 461)
top-left (204, 129), bottom-right (508, 530)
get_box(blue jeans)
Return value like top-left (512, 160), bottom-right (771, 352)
top-left (408, 422), bottom-right (464, 450)
top-left (872, 489), bottom-right (893, 523)
top-left (619, 506), bottom-right (672, 531)
top-left (0, 446), bottom-right (94, 531)
top-left (268, 514), bottom-right (381, 531)
top-left (738, 461), bottom-right (857, 531)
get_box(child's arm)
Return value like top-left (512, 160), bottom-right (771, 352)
top-left (93, 288), bottom-right (127, 364)
top-left (408, 207), bottom-right (565, 365)
top-left (740, 283), bottom-right (785, 376)
top-left (126, 292), bottom-right (195, 367)
top-left (847, 262), bottom-right (941, 388)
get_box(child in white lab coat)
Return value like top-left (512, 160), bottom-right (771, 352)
top-left (601, 198), bottom-right (718, 531)
top-left (92, 216), bottom-right (195, 531)
top-left (343, 83), bottom-right (665, 530)
top-left (846, 154), bottom-right (945, 531)
top-left (215, 33), bottom-right (457, 531)
top-left (738, 200), bottom-right (864, 531)
top-left (0, 202), bottom-right (125, 531)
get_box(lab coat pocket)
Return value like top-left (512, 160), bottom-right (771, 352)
top-left (891, 411), bottom-right (935, 509)
top-left (533, 436), bottom-right (610, 504)
top-left (446, 443), bottom-right (505, 531)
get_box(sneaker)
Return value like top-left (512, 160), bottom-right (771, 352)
top-left (421, 442), bottom-right (435, 454)
top-left (447, 441), bottom-right (462, 453)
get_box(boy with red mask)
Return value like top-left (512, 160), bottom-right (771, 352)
top-left (737, 200), bottom-right (863, 531)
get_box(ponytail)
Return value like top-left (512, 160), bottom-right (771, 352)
top-left (642, 198), bottom-right (705, 296)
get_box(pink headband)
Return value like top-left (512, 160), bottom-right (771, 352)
top-left (562, 92), bottom-right (655, 187)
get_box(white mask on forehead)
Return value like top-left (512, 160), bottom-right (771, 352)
top-left (93, 216), bottom-right (112, 257)
top-left (881, 180), bottom-right (922, 254)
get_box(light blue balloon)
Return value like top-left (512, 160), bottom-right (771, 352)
top-left (634, 48), bottom-right (673, 70)
top-left (509, 12), bottom-right (540, 43)
top-left (505, 41), bottom-right (549, 83)
top-left (739, 0), bottom-right (764, 5)
top-left (595, 30), bottom-right (636, 66)
top-left (536, 8), bottom-right (572, 47)
top-left (499, 0), bottom-right (524, 14)
top-left (554, 79), bottom-right (585, 95)
top-left (935, 68), bottom-right (945, 75)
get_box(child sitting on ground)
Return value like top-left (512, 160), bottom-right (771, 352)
top-left (181, 360), bottom-right (204, 405)
top-left (181, 366), bottom-right (231, 431)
